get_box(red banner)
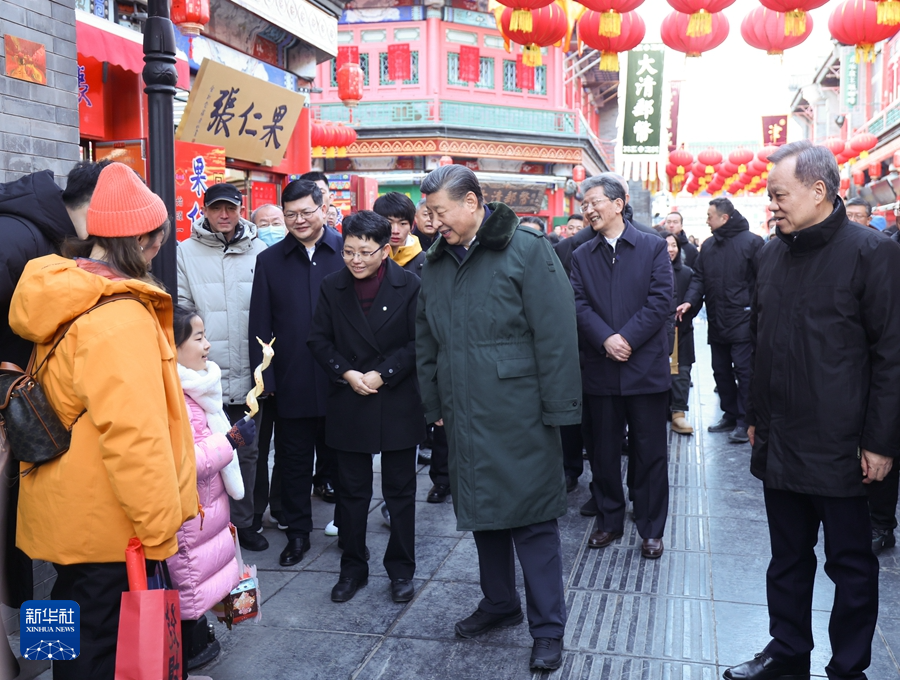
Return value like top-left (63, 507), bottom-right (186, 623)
top-left (174, 141), bottom-right (227, 242)
top-left (762, 115), bottom-right (788, 147)
top-left (388, 43), bottom-right (410, 82)
top-left (337, 45), bottom-right (359, 70)
top-left (516, 55), bottom-right (534, 91)
top-left (459, 46), bottom-right (480, 84)
top-left (78, 57), bottom-right (105, 140)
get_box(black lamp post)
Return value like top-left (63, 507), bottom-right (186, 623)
top-left (142, 0), bottom-right (178, 294)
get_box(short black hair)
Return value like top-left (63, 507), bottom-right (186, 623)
top-left (845, 197), bottom-right (872, 217)
top-left (282, 179), bottom-right (322, 207)
top-left (665, 232), bottom-right (683, 257)
top-left (373, 192), bottom-right (416, 225)
top-left (62, 160), bottom-right (112, 209)
top-left (709, 197), bottom-right (734, 217)
top-left (172, 304), bottom-right (201, 348)
top-left (342, 210), bottom-right (391, 247)
top-left (520, 215), bottom-right (545, 231)
top-left (299, 171), bottom-right (329, 185)
top-left (567, 214), bottom-right (583, 222)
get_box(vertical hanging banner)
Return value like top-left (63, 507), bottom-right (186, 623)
top-left (668, 81), bottom-right (681, 153)
top-left (516, 54), bottom-right (534, 91)
top-left (621, 46), bottom-right (665, 155)
top-left (459, 45), bottom-right (480, 83)
top-left (762, 115), bottom-right (788, 146)
top-left (174, 141), bottom-right (227, 241)
top-left (387, 43), bottom-right (410, 81)
top-left (840, 46), bottom-right (859, 111)
top-left (337, 45), bottom-right (359, 69)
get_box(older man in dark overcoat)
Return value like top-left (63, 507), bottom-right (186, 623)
top-left (725, 140), bottom-right (900, 680)
top-left (415, 165), bottom-right (581, 672)
top-left (570, 173), bottom-right (674, 560)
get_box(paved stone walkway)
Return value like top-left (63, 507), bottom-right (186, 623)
top-left (27, 321), bottom-right (900, 678)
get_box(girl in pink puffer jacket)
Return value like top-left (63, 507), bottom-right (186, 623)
top-left (170, 305), bottom-right (255, 678)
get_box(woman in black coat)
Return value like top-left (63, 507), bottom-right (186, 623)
top-left (308, 211), bottom-right (425, 605)
top-left (666, 233), bottom-right (699, 435)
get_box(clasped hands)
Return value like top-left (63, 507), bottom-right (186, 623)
top-left (343, 370), bottom-right (384, 396)
top-left (604, 333), bottom-right (632, 362)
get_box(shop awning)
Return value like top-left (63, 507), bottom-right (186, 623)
top-left (76, 10), bottom-right (190, 90)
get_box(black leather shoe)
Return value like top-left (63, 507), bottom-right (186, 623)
top-left (728, 425), bottom-right (750, 443)
top-left (390, 578), bottom-right (415, 603)
top-left (313, 481), bottom-right (336, 503)
top-left (455, 606), bottom-right (524, 638)
top-left (279, 537), bottom-right (310, 566)
top-left (873, 527), bottom-right (896, 553)
top-left (565, 475), bottom-right (578, 493)
top-left (708, 417), bottom-right (737, 433)
top-left (427, 484), bottom-right (451, 503)
top-left (530, 637), bottom-right (563, 670)
top-left (723, 652), bottom-right (810, 679)
top-left (580, 497), bottom-right (598, 516)
top-left (417, 448), bottom-right (432, 465)
top-left (331, 576), bottom-right (367, 602)
top-left (237, 527), bottom-right (268, 552)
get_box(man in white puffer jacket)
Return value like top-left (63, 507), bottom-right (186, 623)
top-left (177, 182), bottom-right (268, 552)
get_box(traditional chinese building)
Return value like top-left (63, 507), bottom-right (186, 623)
top-left (74, 0), bottom-right (345, 237)
top-left (309, 0), bottom-right (614, 225)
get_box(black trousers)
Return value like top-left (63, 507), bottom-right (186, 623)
top-left (763, 487), bottom-right (879, 680)
top-left (472, 519), bottom-right (566, 639)
top-left (276, 416), bottom-right (339, 541)
top-left (709, 341), bottom-right (753, 427)
top-left (224, 403), bottom-right (264, 529)
top-left (586, 392), bottom-right (669, 539)
top-left (866, 463), bottom-right (899, 532)
top-left (560, 423), bottom-right (584, 481)
top-left (253, 397), bottom-right (281, 519)
top-left (337, 447), bottom-right (416, 581)
top-left (428, 424), bottom-right (449, 488)
top-left (51, 562), bottom-right (131, 680)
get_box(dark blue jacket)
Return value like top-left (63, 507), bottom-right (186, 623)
top-left (571, 220), bottom-right (674, 396)
top-left (249, 226), bottom-right (345, 419)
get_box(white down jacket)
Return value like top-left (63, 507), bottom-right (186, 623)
top-left (176, 217), bottom-right (267, 405)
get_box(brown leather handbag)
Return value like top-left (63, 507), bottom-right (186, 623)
top-left (0, 294), bottom-right (141, 469)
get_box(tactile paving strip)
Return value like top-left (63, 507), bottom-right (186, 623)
top-left (545, 654), bottom-right (721, 680)
top-left (570, 547), bottom-right (711, 599)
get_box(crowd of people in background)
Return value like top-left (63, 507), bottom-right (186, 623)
top-left (0, 141), bottom-right (899, 679)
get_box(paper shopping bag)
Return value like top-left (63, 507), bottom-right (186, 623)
top-left (211, 524), bottom-right (261, 629)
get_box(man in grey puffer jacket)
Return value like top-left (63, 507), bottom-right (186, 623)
top-left (177, 182), bottom-right (268, 551)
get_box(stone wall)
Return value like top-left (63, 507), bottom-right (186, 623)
top-left (0, 0), bottom-right (80, 185)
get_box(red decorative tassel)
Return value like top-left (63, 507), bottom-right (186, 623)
top-left (516, 54), bottom-right (534, 91)
top-left (388, 44), bottom-right (411, 81)
top-left (459, 45), bottom-right (480, 83)
top-left (337, 46), bottom-right (359, 70)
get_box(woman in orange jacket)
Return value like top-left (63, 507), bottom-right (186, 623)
top-left (9, 162), bottom-right (198, 680)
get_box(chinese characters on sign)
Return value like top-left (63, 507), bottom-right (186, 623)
top-left (762, 115), bottom-right (788, 147)
top-left (622, 46), bottom-right (665, 155)
top-left (842, 47), bottom-right (859, 110)
top-left (176, 59), bottom-right (307, 166)
top-left (175, 141), bottom-right (227, 241)
top-left (481, 182), bottom-right (547, 214)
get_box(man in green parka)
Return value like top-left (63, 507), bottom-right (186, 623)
top-left (415, 165), bottom-right (582, 672)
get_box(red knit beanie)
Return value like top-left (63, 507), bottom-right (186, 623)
top-left (87, 162), bottom-right (169, 238)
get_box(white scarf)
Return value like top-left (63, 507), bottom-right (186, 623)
top-left (177, 360), bottom-right (245, 500)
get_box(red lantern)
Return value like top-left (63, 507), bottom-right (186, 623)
top-left (728, 148), bottom-right (754, 174)
top-left (500, 3), bottom-right (568, 66)
top-left (823, 137), bottom-right (846, 157)
top-left (850, 131), bottom-right (878, 155)
top-left (869, 162), bottom-right (883, 178)
top-left (171, 0), bottom-right (209, 36)
top-left (573, 164), bottom-right (587, 182)
top-left (669, 148), bottom-right (693, 173)
top-left (758, 0), bottom-right (826, 36)
top-left (697, 148), bottom-right (723, 167)
top-left (665, 163), bottom-right (678, 178)
top-left (741, 6), bottom-right (813, 54)
top-left (494, 0), bottom-right (555, 32)
top-left (721, 160), bottom-right (739, 176)
top-left (749, 159), bottom-right (769, 175)
top-left (853, 170), bottom-right (866, 185)
top-left (337, 62), bottom-right (364, 108)
top-left (666, 0), bottom-right (735, 36)
top-left (661, 11), bottom-right (729, 56)
top-left (311, 122), bottom-right (324, 153)
top-left (829, 0), bottom-right (900, 63)
top-left (576, 0), bottom-right (644, 37)
top-left (578, 10), bottom-right (645, 71)
top-left (757, 145), bottom-right (779, 163)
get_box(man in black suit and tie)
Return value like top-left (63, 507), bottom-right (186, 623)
top-left (308, 211), bottom-right (425, 604)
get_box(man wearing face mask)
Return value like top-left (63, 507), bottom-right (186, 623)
top-left (252, 203), bottom-right (286, 246)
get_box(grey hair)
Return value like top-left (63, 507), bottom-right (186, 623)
top-left (421, 165), bottom-right (484, 206)
top-left (417, 198), bottom-right (427, 208)
top-left (768, 140), bottom-right (840, 202)
top-left (845, 196), bottom-right (872, 216)
top-left (250, 203), bottom-right (283, 223)
top-left (581, 174), bottom-right (626, 204)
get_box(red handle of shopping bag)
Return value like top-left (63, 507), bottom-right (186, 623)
top-left (125, 537), bottom-right (148, 592)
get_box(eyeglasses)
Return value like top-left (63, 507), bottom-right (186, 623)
top-left (342, 244), bottom-right (386, 260)
top-left (284, 207), bottom-right (321, 220)
top-left (581, 197), bottom-right (615, 213)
